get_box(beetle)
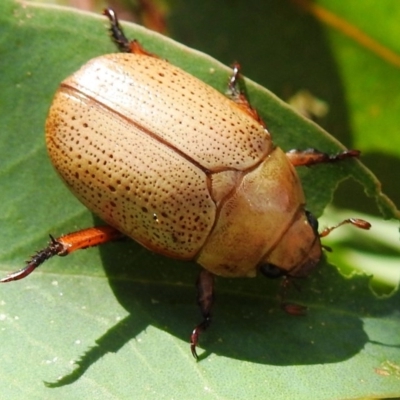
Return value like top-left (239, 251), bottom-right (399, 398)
top-left (1, 9), bottom-right (370, 358)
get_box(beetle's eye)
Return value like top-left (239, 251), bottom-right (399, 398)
top-left (305, 210), bottom-right (319, 234)
top-left (259, 263), bottom-right (285, 279)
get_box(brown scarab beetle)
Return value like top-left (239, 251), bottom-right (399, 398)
top-left (1, 9), bottom-right (370, 358)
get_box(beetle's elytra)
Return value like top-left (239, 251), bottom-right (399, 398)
top-left (2, 9), bottom-right (370, 358)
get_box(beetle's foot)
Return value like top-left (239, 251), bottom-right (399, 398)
top-left (103, 8), bottom-right (131, 53)
top-left (103, 8), bottom-right (157, 57)
top-left (190, 316), bottom-right (211, 359)
top-left (1, 226), bottom-right (124, 282)
top-left (0, 236), bottom-right (65, 282)
top-left (286, 148), bottom-right (360, 167)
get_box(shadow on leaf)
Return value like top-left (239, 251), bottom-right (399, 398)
top-left (45, 236), bottom-right (400, 387)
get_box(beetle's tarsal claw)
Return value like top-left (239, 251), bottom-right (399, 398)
top-left (190, 329), bottom-right (200, 360)
top-left (0, 237), bottom-right (65, 282)
top-left (0, 263), bottom-right (37, 282)
top-left (190, 317), bottom-right (211, 359)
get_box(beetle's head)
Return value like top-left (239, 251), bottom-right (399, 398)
top-left (259, 209), bottom-right (322, 279)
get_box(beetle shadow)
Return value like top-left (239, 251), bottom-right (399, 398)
top-left (46, 237), bottom-right (400, 387)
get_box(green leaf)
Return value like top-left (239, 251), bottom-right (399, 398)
top-left (0, 1), bottom-right (399, 399)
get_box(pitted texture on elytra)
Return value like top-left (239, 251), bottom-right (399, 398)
top-left (62, 53), bottom-right (271, 171)
top-left (46, 88), bottom-right (215, 258)
top-left (45, 52), bottom-right (313, 274)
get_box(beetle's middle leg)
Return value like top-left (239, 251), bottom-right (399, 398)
top-left (190, 268), bottom-right (215, 359)
top-left (286, 148), bottom-right (360, 167)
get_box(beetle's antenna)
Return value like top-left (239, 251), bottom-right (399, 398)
top-left (319, 218), bottom-right (371, 238)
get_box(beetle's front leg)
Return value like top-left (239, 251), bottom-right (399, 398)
top-left (286, 148), bottom-right (360, 167)
top-left (190, 268), bottom-right (215, 359)
top-left (1, 226), bottom-right (123, 282)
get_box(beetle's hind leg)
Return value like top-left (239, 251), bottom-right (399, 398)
top-left (1, 226), bottom-right (123, 282)
top-left (190, 269), bottom-right (215, 359)
top-left (103, 8), bottom-right (157, 57)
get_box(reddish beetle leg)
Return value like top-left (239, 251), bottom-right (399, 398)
top-left (0, 226), bottom-right (123, 282)
top-left (319, 218), bottom-right (371, 237)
